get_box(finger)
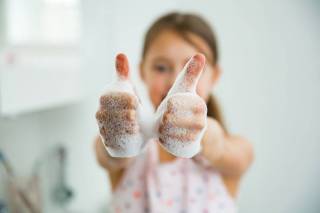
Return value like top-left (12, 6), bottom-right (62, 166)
top-left (159, 125), bottom-right (199, 142)
top-left (100, 124), bottom-right (139, 146)
top-left (96, 108), bottom-right (140, 138)
top-left (98, 118), bottom-right (139, 136)
top-left (115, 53), bottom-right (130, 80)
top-left (162, 113), bottom-right (206, 130)
top-left (101, 123), bottom-right (139, 136)
top-left (166, 94), bottom-right (207, 114)
top-left (96, 109), bottom-right (136, 123)
top-left (168, 53), bottom-right (206, 94)
top-left (99, 92), bottom-right (138, 110)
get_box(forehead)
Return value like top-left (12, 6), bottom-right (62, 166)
top-left (145, 30), bottom-right (211, 62)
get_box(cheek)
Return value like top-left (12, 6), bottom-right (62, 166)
top-left (145, 76), bottom-right (168, 107)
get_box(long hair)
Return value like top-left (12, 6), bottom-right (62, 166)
top-left (141, 12), bottom-right (228, 133)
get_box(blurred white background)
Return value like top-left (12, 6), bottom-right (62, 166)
top-left (0, 0), bottom-right (319, 212)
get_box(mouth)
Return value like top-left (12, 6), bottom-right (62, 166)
top-left (154, 94), bottom-right (167, 110)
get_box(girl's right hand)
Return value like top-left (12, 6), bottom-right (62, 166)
top-left (95, 54), bottom-right (145, 157)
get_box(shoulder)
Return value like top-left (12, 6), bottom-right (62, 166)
top-left (227, 134), bottom-right (254, 165)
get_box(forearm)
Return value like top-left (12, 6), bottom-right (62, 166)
top-left (197, 118), bottom-right (254, 177)
top-left (94, 135), bottom-right (134, 172)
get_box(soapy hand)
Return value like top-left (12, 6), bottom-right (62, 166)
top-left (156, 54), bottom-right (208, 158)
top-left (96, 53), bottom-right (207, 158)
top-left (96, 53), bottom-right (146, 157)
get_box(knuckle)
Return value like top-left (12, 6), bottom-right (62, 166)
top-left (95, 110), bottom-right (106, 120)
top-left (128, 95), bottom-right (138, 109)
top-left (166, 97), bottom-right (174, 109)
top-left (194, 117), bottom-right (206, 129)
top-left (99, 95), bottom-right (108, 105)
top-left (162, 128), bottom-right (198, 142)
top-left (195, 121), bottom-right (205, 130)
top-left (158, 123), bottom-right (169, 135)
top-left (162, 112), bottom-right (172, 125)
top-left (118, 92), bottom-right (137, 109)
top-left (193, 99), bottom-right (207, 114)
top-left (99, 92), bottom-right (138, 110)
top-left (99, 126), bottom-right (107, 136)
top-left (158, 125), bottom-right (163, 134)
top-left (122, 122), bottom-right (139, 134)
top-left (126, 109), bottom-right (136, 122)
top-left (95, 111), bottom-right (101, 120)
top-left (193, 103), bottom-right (206, 114)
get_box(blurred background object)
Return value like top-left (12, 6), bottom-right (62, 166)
top-left (50, 146), bottom-right (73, 208)
top-left (0, 0), bottom-right (82, 116)
top-left (0, 145), bottom-right (74, 213)
top-left (1, 149), bottom-right (41, 213)
top-left (0, 0), bottom-right (319, 212)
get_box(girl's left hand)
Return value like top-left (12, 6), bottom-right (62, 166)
top-left (156, 54), bottom-right (208, 157)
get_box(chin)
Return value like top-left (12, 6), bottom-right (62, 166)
top-left (150, 99), bottom-right (160, 110)
top-left (152, 96), bottom-right (165, 110)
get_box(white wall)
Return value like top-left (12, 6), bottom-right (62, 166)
top-left (176, 1), bottom-right (320, 213)
top-left (0, 0), bottom-right (319, 212)
top-left (103, 1), bottom-right (320, 212)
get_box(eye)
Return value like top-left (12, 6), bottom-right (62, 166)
top-left (152, 63), bottom-right (171, 73)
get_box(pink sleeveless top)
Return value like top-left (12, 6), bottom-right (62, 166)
top-left (112, 140), bottom-right (237, 213)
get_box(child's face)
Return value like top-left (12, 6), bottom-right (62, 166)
top-left (140, 30), bottom-right (220, 109)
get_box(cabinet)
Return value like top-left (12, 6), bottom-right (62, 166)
top-left (0, 0), bottom-right (83, 116)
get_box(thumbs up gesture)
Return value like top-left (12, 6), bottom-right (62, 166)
top-left (96, 53), bottom-right (207, 158)
top-left (155, 54), bottom-right (208, 158)
top-left (96, 54), bottom-right (146, 157)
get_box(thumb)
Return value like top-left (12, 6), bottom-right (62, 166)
top-left (168, 53), bottom-right (206, 95)
top-left (115, 53), bottom-right (130, 80)
top-left (113, 53), bottom-right (140, 101)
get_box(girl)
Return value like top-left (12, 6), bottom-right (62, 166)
top-left (94, 12), bottom-right (253, 212)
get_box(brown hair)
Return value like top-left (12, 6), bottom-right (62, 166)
top-left (141, 12), bottom-right (228, 133)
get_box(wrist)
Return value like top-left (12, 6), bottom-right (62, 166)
top-left (197, 118), bottom-right (226, 167)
